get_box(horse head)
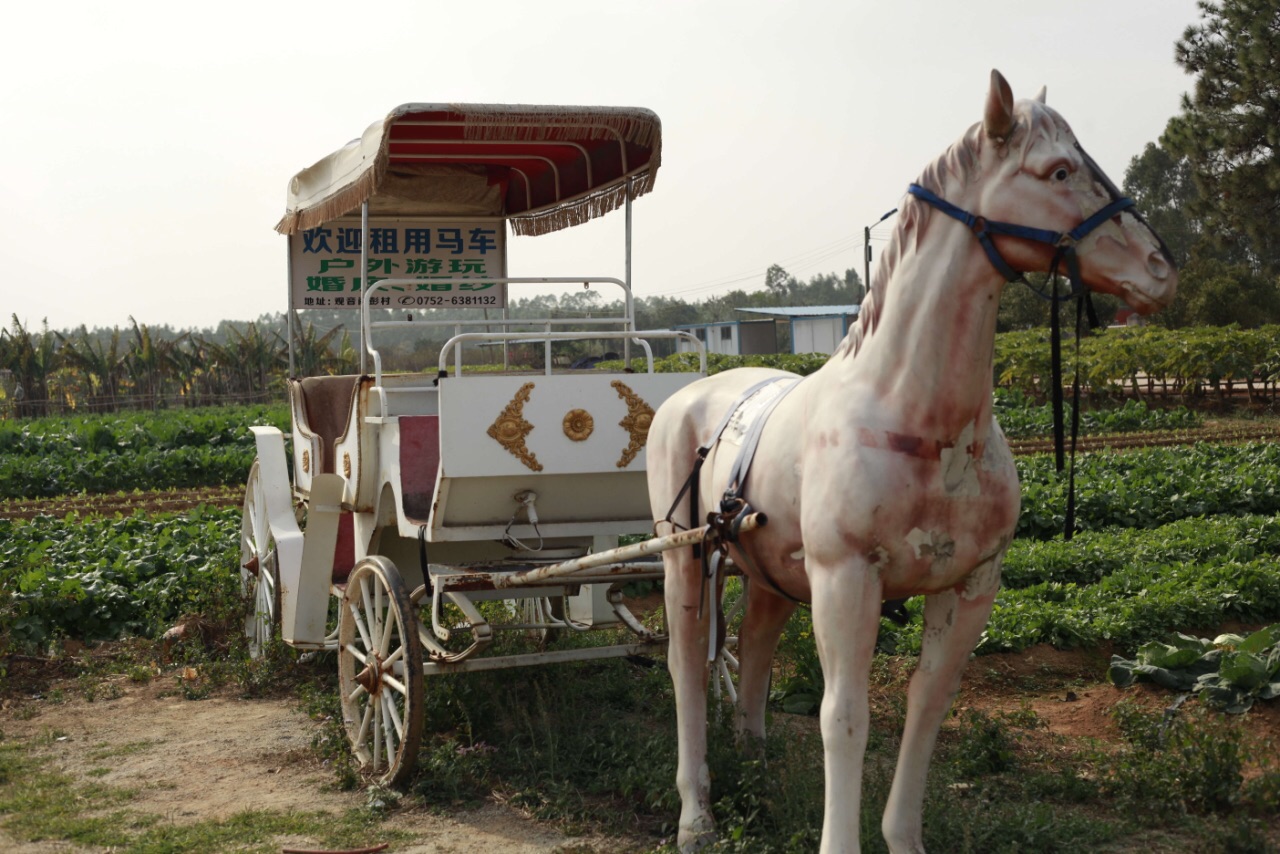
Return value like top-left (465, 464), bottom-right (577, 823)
top-left (930, 70), bottom-right (1178, 315)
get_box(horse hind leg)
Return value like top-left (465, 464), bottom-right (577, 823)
top-left (732, 579), bottom-right (796, 744)
top-left (881, 558), bottom-right (1002, 854)
top-left (664, 543), bottom-right (717, 852)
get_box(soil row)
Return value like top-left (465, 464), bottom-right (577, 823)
top-left (1005, 423), bottom-right (1280, 456)
top-left (4, 423), bottom-right (1279, 521)
top-left (1, 485), bottom-right (244, 521)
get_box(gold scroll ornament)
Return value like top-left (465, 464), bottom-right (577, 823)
top-left (487, 383), bottom-right (543, 472)
top-left (611, 380), bottom-right (655, 468)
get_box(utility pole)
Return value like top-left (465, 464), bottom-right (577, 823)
top-left (863, 208), bottom-right (898, 301)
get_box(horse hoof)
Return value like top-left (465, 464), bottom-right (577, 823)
top-left (677, 827), bottom-right (717, 853)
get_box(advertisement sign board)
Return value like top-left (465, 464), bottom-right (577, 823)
top-left (289, 217), bottom-right (506, 310)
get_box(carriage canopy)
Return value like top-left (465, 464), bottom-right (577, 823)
top-left (275, 103), bottom-right (662, 238)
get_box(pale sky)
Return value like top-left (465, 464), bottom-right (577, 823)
top-left (2, 0), bottom-right (1202, 333)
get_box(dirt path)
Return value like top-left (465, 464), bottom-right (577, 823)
top-left (3, 645), bottom-right (1278, 853)
top-left (0, 673), bottom-right (640, 853)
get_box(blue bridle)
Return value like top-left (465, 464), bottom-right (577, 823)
top-left (905, 183), bottom-right (1137, 299)
top-left (906, 140), bottom-right (1173, 300)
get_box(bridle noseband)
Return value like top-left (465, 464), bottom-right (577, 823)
top-left (905, 143), bottom-right (1173, 300)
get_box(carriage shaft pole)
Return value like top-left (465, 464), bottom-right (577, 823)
top-left (492, 513), bottom-right (765, 588)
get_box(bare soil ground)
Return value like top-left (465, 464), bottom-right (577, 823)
top-left (0, 661), bottom-right (643, 853)
top-left (3, 644), bottom-right (1278, 853)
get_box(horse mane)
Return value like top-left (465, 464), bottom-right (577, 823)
top-left (830, 102), bottom-right (1054, 361)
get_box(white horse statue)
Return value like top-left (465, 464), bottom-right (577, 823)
top-left (647, 70), bottom-right (1176, 853)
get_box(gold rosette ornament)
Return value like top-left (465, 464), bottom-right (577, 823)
top-left (563, 409), bottom-right (595, 441)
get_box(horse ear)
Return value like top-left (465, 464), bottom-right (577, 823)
top-left (984, 69), bottom-right (1015, 139)
top-left (1035, 85), bottom-right (1047, 104)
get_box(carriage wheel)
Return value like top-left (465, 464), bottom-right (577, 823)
top-left (240, 460), bottom-right (280, 659)
top-left (338, 557), bottom-right (424, 786)
top-left (714, 576), bottom-right (749, 705)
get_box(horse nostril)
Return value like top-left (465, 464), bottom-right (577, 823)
top-left (1146, 250), bottom-right (1170, 281)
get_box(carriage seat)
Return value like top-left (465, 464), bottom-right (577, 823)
top-left (294, 375), bottom-right (363, 474)
top-left (399, 415), bottom-right (441, 523)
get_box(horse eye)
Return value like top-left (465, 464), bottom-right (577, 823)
top-left (1053, 167), bottom-right (1069, 182)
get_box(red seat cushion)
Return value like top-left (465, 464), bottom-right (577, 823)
top-left (399, 416), bottom-right (441, 523)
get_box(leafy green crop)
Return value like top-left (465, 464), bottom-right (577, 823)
top-left (1017, 442), bottom-right (1280, 539)
top-left (993, 390), bottom-right (1201, 438)
top-left (0, 404), bottom-right (288, 456)
top-left (1001, 514), bottom-right (1280, 589)
top-left (1108, 626), bottom-right (1280, 713)
top-left (0, 405), bottom-right (287, 498)
top-left (0, 509), bottom-right (241, 649)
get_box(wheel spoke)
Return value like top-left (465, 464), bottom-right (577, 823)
top-left (356, 699), bottom-right (373, 745)
top-left (380, 606), bottom-right (397, 656)
top-left (342, 642), bottom-right (369, 667)
top-left (383, 690), bottom-right (405, 739)
top-left (382, 645), bottom-right (405, 669)
top-left (381, 673), bottom-right (408, 696)
top-left (372, 696), bottom-right (383, 769)
top-left (360, 578), bottom-right (378, 647)
top-left (349, 598), bottom-right (374, 652)
top-left (381, 695), bottom-right (401, 750)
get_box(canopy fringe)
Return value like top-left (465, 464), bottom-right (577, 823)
top-left (509, 168), bottom-right (657, 237)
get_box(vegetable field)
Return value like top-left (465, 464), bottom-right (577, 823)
top-left (1, 394), bottom-right (1278, 852)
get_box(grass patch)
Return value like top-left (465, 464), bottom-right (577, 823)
top-left (0, 738), bottom-right (411, 853)
top-left (86, 740), bottom-right (162, 762)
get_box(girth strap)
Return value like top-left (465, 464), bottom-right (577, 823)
top-left (661, 375), bottom-right (797, 554)
top-left (716, 376), bottom-right (806, 604)
top-left (660, 374), bottom-right (806, 612)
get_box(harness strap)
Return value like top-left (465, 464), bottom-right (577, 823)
top-left (721, 378), bottom-right (805, 512)
top-left (660, 375), bottom-right (796, 549)
top-left (717, 377), bottom-right (807, 604)
top-left (661, 375), bottom-right (807, 619)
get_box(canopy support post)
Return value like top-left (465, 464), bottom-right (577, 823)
top-left (285, 240), bottom-right (295, 377)
top-left (624, 177), bottom-right (633, 367)
top-left (359, 202), bottom-right (369, 375)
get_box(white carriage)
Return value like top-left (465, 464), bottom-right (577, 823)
top-left (241, 103), bottom-right (753, 784)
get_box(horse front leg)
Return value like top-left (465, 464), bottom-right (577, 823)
top-left (810, 558), bottom-right (885, 854)
top-left (734, 581), bottom-right (796, 743)
top-left (881, 557), bottom-right (1002, 854)
top-left (664, 546), bottom-right (716, 852)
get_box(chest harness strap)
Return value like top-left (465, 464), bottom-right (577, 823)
top-left (661, 376), bottom-right (807, 664)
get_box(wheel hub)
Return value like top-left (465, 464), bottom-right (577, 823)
top-left (355, 653), bottom-right (383, 694)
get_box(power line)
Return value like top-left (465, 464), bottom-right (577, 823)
top-left (648, 231), bottom-right (867, 298)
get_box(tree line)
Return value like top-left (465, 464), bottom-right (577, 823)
top-left (0, 268), bottom-right (861, 417)
top-left (1000, 0), bottom-right (1280, 332)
